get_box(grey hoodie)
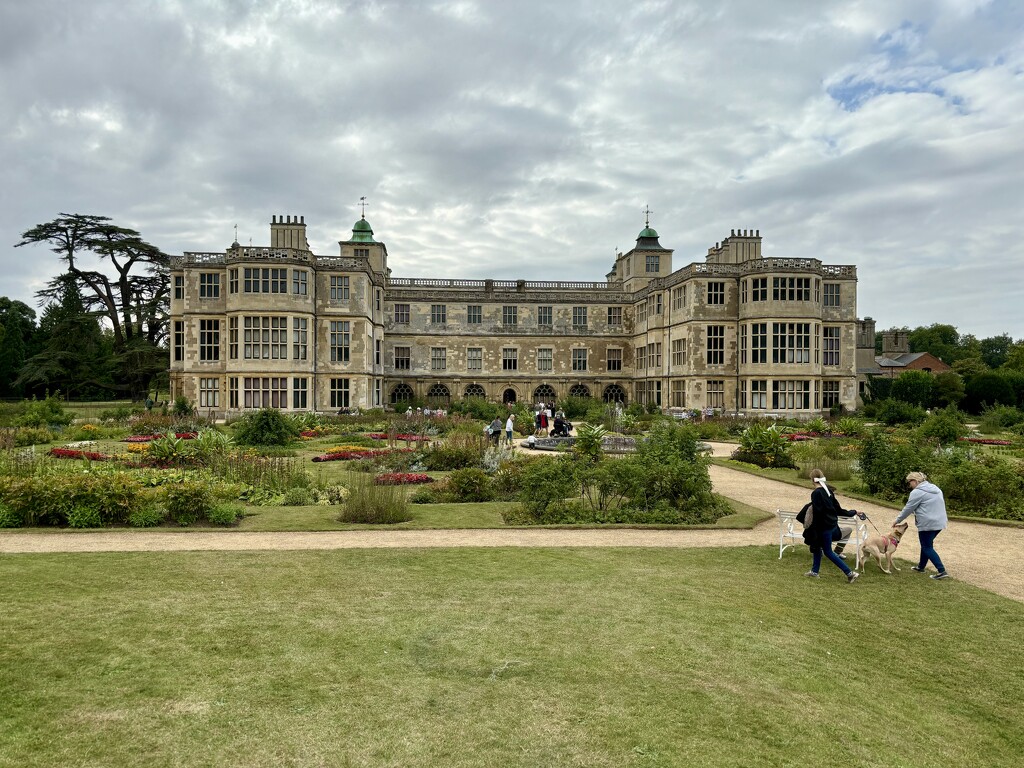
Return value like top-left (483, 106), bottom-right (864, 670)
top-left (894, 481), bottom-right (948, 531)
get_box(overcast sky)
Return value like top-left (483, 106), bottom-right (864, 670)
top-left (2, 0), bottom-right (1022, 338)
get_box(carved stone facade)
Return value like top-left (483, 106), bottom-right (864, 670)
top-left (169, 215), bottom-right (862, 417)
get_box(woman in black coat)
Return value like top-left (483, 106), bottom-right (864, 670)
top-left (800, 468), bottom-right (861, 583)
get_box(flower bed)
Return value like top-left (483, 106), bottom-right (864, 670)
top-left (367, 433), bottom-right (430, 442)
top-left (959, 437), bottom-right (1014, 446)
top-left (49, 447), bottom-right (110, 461)
top-left (123, 432), bottom-right (197, 442)
top-left (784, 433), bottom-right (815, 441)
top-left (312, 448), bottom-right (413, 462)
top-left (373, 473), bottom-right (434, 485)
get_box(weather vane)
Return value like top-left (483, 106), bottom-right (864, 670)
top-left (359, 196), bottom-right (368, 218)
top-left (643, 204), bottom-right (652, 227)
top-left (233, 223), bottom-right (238, 242)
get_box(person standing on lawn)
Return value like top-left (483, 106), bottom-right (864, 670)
top-left (894, 471), bottom-right (950, 580)
top-left (800, 468), bottom-right (861, 583)
top-left (505, 414), bottom-right (515, 445)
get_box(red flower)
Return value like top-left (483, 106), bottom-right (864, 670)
top-left (373, 473), bottom-right (434, 485)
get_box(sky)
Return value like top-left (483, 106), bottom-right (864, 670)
top-left (1, 0), bottom-right (1022, 338)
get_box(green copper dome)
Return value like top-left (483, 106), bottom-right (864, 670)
top-left (350, 217), bottom-right (376, 243)
top-left (638, 226), bottom-right (659, 238)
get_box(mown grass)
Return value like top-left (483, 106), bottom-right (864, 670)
top-left (1, 547), bottom-right (1021, 767)
top-left (237, 497), bottom-right (768, 532)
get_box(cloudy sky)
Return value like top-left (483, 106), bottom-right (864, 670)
top-left (2, 0), bottom-right (1022, 338)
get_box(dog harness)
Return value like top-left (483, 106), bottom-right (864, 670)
top-left (884, 535), bottom-right (900, 551)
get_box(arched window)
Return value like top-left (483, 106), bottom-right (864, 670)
top-left (569, 384), bottom-right (590, 398)
top-left (426, 383), bottom-right (451, 405)
top-left (464, 384), bottom-right (486, 399)
top-left (533, 384), bottom-right (556, 403)
top-left (603, 384), bottom-right (627, 404)
top-left (390, 383), bottom-right (414, 404)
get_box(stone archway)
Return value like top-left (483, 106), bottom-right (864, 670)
top-left (390, 383), bottom-right (414, 404)
top-left (603, 384), bottom-right (627, 405)
top-left (426, 383), bottom-right (451, 405)
top-left (533, 384), bottom-right (556, 404)
top-left (502, 388), bottom-right (518, 404)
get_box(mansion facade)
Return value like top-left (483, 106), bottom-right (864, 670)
top-left (169, 213), bottom-right (872, 417)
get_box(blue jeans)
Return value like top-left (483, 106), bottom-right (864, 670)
top-left (810, 527), bottom-right (852, 575)
top-left (918, 530), bottom-right (946, 572)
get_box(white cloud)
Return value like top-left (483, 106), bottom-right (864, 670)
top-left (1, 0), bottom-right (1022, 338)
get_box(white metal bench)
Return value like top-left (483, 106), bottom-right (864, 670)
top-left (777, 508), bottom-right (868, 569)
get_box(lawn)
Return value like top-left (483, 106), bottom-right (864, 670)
top-left (1, 547), bottom-right (1021, 767)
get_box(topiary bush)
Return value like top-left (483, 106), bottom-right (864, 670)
top-left (233, 408), bottom-right (301, 446)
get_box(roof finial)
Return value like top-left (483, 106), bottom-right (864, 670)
top-left (233, 223), bottom-right (238, 242)
top-left (359, 196), bottom-right (368, 219)
top-left (643, 204), bottom-right (652, 228)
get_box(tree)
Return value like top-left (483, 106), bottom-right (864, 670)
top-left (16, 214), bottom-right (169, 398)
top-left (980, 334), bottom-right (1014, 369)
top-left (931, 371), bottom-right (965, 409)
top-left (16, 273), bottom-right (114, 398)
top-left (889, 370), bottom-right (934, 408)
top-left (908, 323), bottom-right (961, 364)
top-left (952, 356), bottom-right (989, 381)
top-left (0, 298), bottom-right (38, 397)
top-left (964, 372), bottom-right (1016, 413)
top-left (1002, 342), bottom-right (1024, 373)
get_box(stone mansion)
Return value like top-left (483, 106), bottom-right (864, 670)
top-left (169, 213), bottom-right (873, 417)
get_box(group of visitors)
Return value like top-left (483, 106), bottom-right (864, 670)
top-left (405, 406), bottom-right (448, 418)
top-left (800, 468), bottom-right (949, 582)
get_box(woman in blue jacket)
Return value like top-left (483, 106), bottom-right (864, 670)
top-left (893, 471), bottom-right (949, 580)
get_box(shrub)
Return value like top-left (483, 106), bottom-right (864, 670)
top-left (282, 487), bottom-right (314, 506)
top-left (448, 397), bottom-right (505, 422)
top-left (890, 370), bottom-right (934, 408)
top-left (408, 487), bottom-right (438, 503)
top-left (339, 474), bottom-right (412, 524)
top-left (311, 485), bottom-right (349, 506)
top-left (67, 505), bottom-right (104, 529)
top-left (858, 428), bottom-right (935, 500)
top-left (17, 393), bottom-right (73, 428)
top-left (875, 399), bottom-right (927, 426)
top-left (13, 427), bottom-right (54, 447)
top-left (977, 405), bottom-right (1024, 435)
top-left (557, 396), bottom-right (599, 420)
top-left (0, 473), bottom-right (146, 527)
top-left (805, 417), bottom-right (828, 434)
top-left (0, 501), bottom-right (23, 528)
top-left (834, 417), bottom-right (866, 438)
top-left (172, 395), bottom-right (194, 418)
top-left (931, 452), bottom-right (1024, 521)
top-left (208, 503), bottom-right (244, 525)
top-left (233, 409), bottom-right (301, 446)
top-left (422, 432), bottom-right (485, 470)
top-left (732, 423), bottom-right (795, 469)
top-left (917, 408), bottom-right (969, 446)
top-left (147, 435), bottom-right (191, 466)
top-left (572, 423), bottom-right (607, 463)
top-left (164, 481), bottom-right (214, 526)
top-left (438, 468), bottom-right (493, 502)
top-left (128, 503), bottom-right (166, 528)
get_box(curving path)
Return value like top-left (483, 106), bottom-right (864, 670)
top-left (2, 443), bottom-right (1021, 603)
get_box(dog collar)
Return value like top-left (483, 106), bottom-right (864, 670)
top-left (887, 535), bottom-right (900, 549)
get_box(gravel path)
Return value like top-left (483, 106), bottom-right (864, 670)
top-left (2, 441), bottom-right (1021, 603)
